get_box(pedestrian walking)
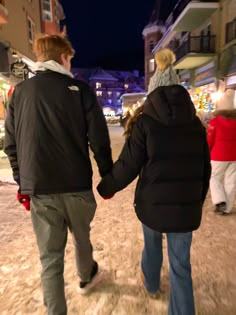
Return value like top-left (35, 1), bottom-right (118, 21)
top-left (4, 34), bottom-right (113, 315)
top-left (207, 89), bottom-right (236, 215)
top-left (97, 84), bottom-right (211, 315)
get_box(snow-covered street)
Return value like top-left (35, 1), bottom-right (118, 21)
top-left (0, 126), bottom-right (236, 315)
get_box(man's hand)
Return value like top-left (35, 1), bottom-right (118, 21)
top-left (17, 192), bottom-right (30, 211)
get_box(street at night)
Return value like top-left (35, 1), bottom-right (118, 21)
top-left (0, 127), bottom-right (236, 315)
top-left (1, 0), bottom-right (236, 314)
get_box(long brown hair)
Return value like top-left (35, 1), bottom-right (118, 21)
top-left (124, 105), bottom-right (144, 138)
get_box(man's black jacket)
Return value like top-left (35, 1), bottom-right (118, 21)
top-left (4, 70), bottom-right (113, 195)
top-left (98, 85), bottom-right (211, 233)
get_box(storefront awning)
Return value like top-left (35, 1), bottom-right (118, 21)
top-left (193, 62), bottom-right (216, 87)
top-left (174, 54), bottom-right (215, 70)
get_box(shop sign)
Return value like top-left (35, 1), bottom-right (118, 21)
top-left (11, 61), bottom-right (28, 79)
top-left (226, 75), bottom-right (236, 87)
top-left (194, 67), bottom-right (215, 87)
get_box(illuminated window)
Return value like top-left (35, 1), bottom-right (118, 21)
top-left (96, 91), bottom-right (102, 96)
top-left (108, 91), bottom-right (112, 97)
top-left (149, 59), bottom-right (155, 73)
top-left (96, 82), bottom-right (101, 89)
top-left (124, 84), bottom-right (129, 89)
top-left (27, 17), bottom-right (35, 49)
top-left (42, 0), bottom-right (52, 21)
top-left (117, 92), bottom-right (120, 97)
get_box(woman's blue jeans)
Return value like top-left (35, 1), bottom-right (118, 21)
top-left (141, 224), bottom-right (195, 315)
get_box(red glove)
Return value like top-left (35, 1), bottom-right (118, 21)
top-left (103, 195), bottom-right (114, 200)
top-left (17, 193), bottom-right (31, 211)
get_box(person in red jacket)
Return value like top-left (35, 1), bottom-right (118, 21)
top-left (207, 89), bottom-right (236, 215)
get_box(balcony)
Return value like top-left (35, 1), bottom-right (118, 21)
top-left (226, 19), bottom-right (236, 45)
top-left (174, 35), bottom-right (216, 69)
top-left (171, 0), bottom-right (219, 32)
top-left (55, 2), bottom-right (65, 21)
top-left (0, 3), bottom-right (8, 24)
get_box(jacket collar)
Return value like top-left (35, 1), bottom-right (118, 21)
top-left (33, 60), bottom-right (73, 78)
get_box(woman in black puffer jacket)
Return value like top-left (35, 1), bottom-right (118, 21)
top-left (97, 84), bottom-right (211, 315)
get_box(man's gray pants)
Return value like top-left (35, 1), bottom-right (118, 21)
top-left (30, 190), bottom-right (97, 315)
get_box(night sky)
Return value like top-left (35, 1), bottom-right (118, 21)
top-left (60, 0), bottom-right (177, 72)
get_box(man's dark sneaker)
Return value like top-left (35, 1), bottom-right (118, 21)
top-left (215, 202), bottom-right (227, 213)
top-left (78, 262), bottom-right (100, 295)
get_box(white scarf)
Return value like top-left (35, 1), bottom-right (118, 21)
top-left (33, 60), bottom-right (73, 78)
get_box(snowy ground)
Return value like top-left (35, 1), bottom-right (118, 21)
top-left (0, 126), bottom-right (236, 315)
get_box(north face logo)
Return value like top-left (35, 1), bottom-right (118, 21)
top-left (68, 86), bottom-right (79, 91)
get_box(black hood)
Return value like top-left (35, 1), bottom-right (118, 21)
top-left (143, 85), bottom-right (196, 126)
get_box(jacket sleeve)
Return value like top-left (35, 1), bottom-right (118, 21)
top-left (202, 133), bottom-right (211, 203)
top-left (82, 86), bottom-right (113, 177)
top-left (4, 91), bottom-right (20, 185)
top-left (97, 117), bottom-right (146, 197)
top-left (207, 118), bottom-right (216, 151)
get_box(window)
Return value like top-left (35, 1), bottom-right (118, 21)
top-left (43, 11), bottom-right (52, 21)
top-left (43, 0), bottom-right (51, 11)
top-left (116, 92), bottom-right (120, 97)
top-left (108, 91), bottom-right (112, 97)
top-left (96, 82), bottom-right (101, 89)
top-left (207, 25), bottom-right (211, 35)
top-left (149, 59), bottom-right (155, 73)
top-left (149, 40), bottom-right (154, 53)
top-left (96, 91), bottom-right (102, 96)
top-left (124, 84), bottom-right (129, 89)
top-left (27, 17), bottom-right (35, 49)
top-left (201, 25), bottom-right (211, 36)
top-left (226, 19), bottom-right (236, 44)
top-left (42, 0), bottom-right (52, 21)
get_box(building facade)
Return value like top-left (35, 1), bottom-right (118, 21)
top-left (142, 0), bottom-right (166, 90)
top-left (0, 0), bottom-right (42, 66)
top-left (0, 0), bottom-right (66, 120)
top-left (143, 0), bottom-right (236, 110)
top-left (73, 68), bottom-right (145, 115)
top-left (0, 0), bottom-right (42, 120)
top-left (41, 0), bottom-right (65, 35)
